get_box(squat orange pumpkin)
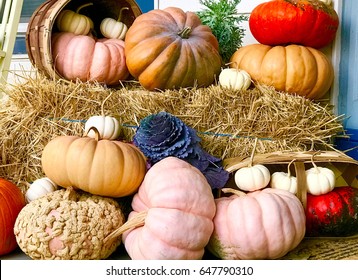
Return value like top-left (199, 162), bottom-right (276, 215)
top-left (41, 129), bottom-right (147, 198)
top-left (230, 43), bottom-right (334, 99)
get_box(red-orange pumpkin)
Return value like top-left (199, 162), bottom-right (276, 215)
top-left (52, 32), bottom-right (129, 86)
top-left (124, 7), bottom-right (222, 90)
top-left (249, 0), bottom-right (339, 49)
top-left (0, 178), bottom-right (26, 256)
top-left (230, 43), bottom-right (334, 99)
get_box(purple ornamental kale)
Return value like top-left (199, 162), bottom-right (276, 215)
top-left (133, 112), bottom-right (229, 189)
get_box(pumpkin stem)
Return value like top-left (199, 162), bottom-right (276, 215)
top-left (178, 27), bottom-right (192, 39)
top-left (101, 91), bottom-right (114, 116)
top-left (248, 137), bottom-right (258, 167)
top-left (84, 126), bottom-right (101, 141)
top-left (221, 188), bottom-right (247, 197)
top-left (76, 3), bottom-right (94, 14)
top-left (310, 151), bottom-right (320, 172)
top-left (117, 7), bottom-right (129, 22)
top-left (104, 211), bottom-right (147, 245)
top-left (287, 158), bottom-right (296, 177)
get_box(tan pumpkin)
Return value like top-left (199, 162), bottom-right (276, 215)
top-left (52, 32), bottom-right (129, 86)
top-left (230, 44), bottom-right (334, 99)
top-left (56, 3), bottom-right (94, 35)
top-left (14, 188), bottom-right (125, 260)
top-left (125, 7), bottom-right (222, 90)
top-left (207, 188), bottom-right (306, 259)
top-left (41, 128), bottom-right (147, 198)
top-left (106, 157), bottom-right (216, 260)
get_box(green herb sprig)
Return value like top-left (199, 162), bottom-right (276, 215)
top-left (196, 0), bottom-right (248, 63)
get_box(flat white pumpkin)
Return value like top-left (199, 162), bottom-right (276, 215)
top-left (305, 166), bottom-right (335, 195)
top-left (219, 68), bottom-right (251, 91)
top-left (25, 177), bottom-right (58, 203)
top-left (234, 164), bottom-right (270, 192)
top-left (84, 115), bottom-right (120, 140)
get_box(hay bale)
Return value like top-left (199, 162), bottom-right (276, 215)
top-left (0, 73), bottom-right (345, 190)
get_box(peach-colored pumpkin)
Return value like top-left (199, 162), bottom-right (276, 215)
top-left (51, 32), bottom-right (129, 86)
top-left (207, 188), bottom-right (305, 259)
top-left (122, 157), bottom-right (216, 259)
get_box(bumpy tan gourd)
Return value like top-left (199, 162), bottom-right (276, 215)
top-left (14, 188), bottom-right (125, 260)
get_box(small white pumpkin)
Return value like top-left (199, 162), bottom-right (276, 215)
top-left (100, 7), bottom-right (129, 40)
top-left (270, 159), bottom-right (297, 194)
top-left (219, 68), bottom-right (251, 91)
top-left (84, 115), bottom-right (121, 140)
top-left (234, 164), bottom-right (271, 192)
top-left (25, 177), bottom-right (58, 203)
top-left (56, 3), bottom-right (94, 35)
top-left (306, 166), bottom-right (335, 195)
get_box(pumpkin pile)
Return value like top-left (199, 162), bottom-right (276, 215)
top-left (2, 0), bottom-right (357, 261)
top-left (228, 0), bottom-right (339, 99)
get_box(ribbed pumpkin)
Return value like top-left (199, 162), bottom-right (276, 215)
top-left (41, 128), bottom-right (147, 198)
top-left (124, 7), bottom-right (222, 90)
top-left (230, 43), bottom-right (334, 99)
top-left (207, 188), bottom-right (306, 259)
top-left (249, 0), bottom-right (339, 49)
top-left (119, 157), bottom-right (216, 259)
top-left (52, 32), bottom-right (129, 86)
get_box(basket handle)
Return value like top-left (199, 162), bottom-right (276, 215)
top-left (294, 161), bottom-right (307, 209)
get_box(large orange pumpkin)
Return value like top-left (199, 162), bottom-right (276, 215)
top-left (124, 7), bottom-right (222, 90)
top-left (41, 129), bottom-right (147, 198)
top-left (52, 32), bottom-right (129, 86)
top-left (230, 43), bottom-right (334, 99)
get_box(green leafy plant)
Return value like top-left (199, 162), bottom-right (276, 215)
top-left (197, 0), bottom-right (248, 63)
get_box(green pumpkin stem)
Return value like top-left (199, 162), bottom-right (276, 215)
top-left (178, 27), bottom-right (192, 39)
top-left (76, 3), bottom-right (94, 14)
top-left (117, 7), bottom-right (129, 22)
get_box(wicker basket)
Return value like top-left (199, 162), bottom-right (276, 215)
top-left (26, 0), bottom-right (142, 80)
top-left (223, 150), bottom-right (358, 208)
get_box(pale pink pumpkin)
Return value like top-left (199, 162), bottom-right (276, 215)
top-left (122, 157), bottom-right (216, 260)
top-left (51, 32), bottom-right (129, 85)
top-left (207, 188), bottom-right (305, 260)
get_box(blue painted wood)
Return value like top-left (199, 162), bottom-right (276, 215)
top-left (339, 0), bottom-right (358, 130)
top-left (335, 129), bottom-right (358, 160)
top-left (135, 0), bottom-right (154, 12)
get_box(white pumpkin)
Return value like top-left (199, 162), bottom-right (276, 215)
top-left (270, 172), bottom-right (297, 194)
top-left (219, 68), bottom-right (251, 91)
top-left (305, 166), bottom-right (335, 195)
top-left (270, 159), bottom-right (297, 194)
top-left (84, 115), bottom-right (121, 140)
top-left (100, 7), bottom-right (129, 40)
top-left (234, 164), bottom-right (271, 192)
top-left (25, 177), bottom-right (58, 203)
